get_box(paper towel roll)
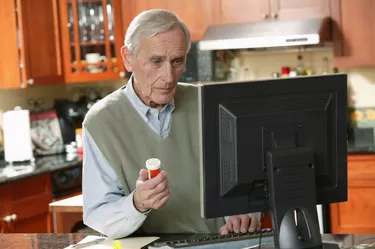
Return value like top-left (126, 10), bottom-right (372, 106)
top-left (3, 106), bottom-right (34, 163)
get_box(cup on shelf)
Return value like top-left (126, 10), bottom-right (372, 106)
top-left (85, 53), bottom-right (107, 73)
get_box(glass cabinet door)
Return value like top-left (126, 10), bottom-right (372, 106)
top-left (60, 0), bottom-right (125, 83)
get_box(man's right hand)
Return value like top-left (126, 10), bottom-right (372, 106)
top-left (133, 169), bottom-right (171, 213)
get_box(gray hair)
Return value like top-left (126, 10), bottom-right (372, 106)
top-left (124, 9), bottom-right (191, 55)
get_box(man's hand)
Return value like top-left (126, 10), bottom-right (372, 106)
top-left (133, 169), bottom-right (170, 213)
top-left (220, 214), bottom-right (260, 235)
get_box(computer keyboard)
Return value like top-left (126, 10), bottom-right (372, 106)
top-left (147, 229), bottom-right (274, 249)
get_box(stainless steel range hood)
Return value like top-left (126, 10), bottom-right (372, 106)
top-left (198, 18), bottom-right (331, 50)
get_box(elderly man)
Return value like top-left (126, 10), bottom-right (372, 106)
top-left (82, 9), bottom-right (260, 239)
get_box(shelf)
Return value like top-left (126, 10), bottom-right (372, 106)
top-left (66, 0), bottom-right (104, 4)
top-left (71, 59), bottom-right (118, 67)
top-left (70, 41), bottom-right (115, 46)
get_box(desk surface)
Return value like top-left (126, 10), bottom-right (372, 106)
top-left (0, 233), bottom-right (375, 249)
top-left (49, 194), bottom-right (83, 213)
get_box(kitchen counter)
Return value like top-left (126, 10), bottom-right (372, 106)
top-left (0, 153), bottom-right (82, 184)
top-left (0, 233), bottom-right (85, 249)
top-left (0, 233), bottom-right (374, 249)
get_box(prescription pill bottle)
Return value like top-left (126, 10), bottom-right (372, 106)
top-left (146, 158), bottom-right (161, 179)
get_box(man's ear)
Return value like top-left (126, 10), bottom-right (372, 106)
top-left (121, 46), bottom-right (133, 72)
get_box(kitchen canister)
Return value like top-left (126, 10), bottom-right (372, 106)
top-left (3, 106), bottom-right (34, 163)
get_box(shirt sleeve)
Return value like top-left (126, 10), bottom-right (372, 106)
top-left (82, 126), bottom-right (149, 239)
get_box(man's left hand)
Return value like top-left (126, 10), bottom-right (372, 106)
top-left (220, 214), bottom-right (260, 235)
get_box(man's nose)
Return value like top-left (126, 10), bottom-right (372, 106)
top-left (162, 63), bottom-right (174, 83)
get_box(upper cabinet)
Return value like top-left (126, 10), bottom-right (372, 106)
top-left (217, 0), bottom-right (331, 24)
top-left (270, 0), bottom-right (330, 20)
top-left (332, 0), bottom-right (375, 67)
top-left (122, 0), bottom-right (217, 41)
top-left (58, 0), bottom-right (126, 83)
top-left (0, 0), bottom-right (63, 89)
top-left (217, 0), bottom-right (270, 24)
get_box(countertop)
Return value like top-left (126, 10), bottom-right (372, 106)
top-left (0, 233), bottom-right (375, 249)
top-left (0, 153), bottom-right (82, 184)
top-left (0, 233), bottom-right (85, 249)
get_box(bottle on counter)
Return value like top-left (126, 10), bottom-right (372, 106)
top-left (296, 55), bottom-right (307, 76)
top-left (322, 57), bottom-right (329, 74)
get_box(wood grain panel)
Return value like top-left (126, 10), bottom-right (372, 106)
top-left (330, 154), bottom-right (375, 234)
top-left (0, 0), bottom-right (21, 89)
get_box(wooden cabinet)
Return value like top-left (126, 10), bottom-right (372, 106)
top-left (0, 184), bottom-right (10, 233)
top-left (122, 0), bottom-right (216, 41)
top-left (0, 0), bottom-right (63, 89)
top-left (330, 154), bottom-right (375, 234)
top-left (217, 0), bottom-right (331, 24)
top-left (0, 174), bottom-right (52, 233)
top-left (58, 0), bottom-right (126, 83)
top-left (270, 0), bottom-right (330, 20)
top-left (332, 0), bottom-right (375, 67)
top-left (121, 0), bottom-right (333, 41)
top-left (217, 0), bottom-right (270, 24)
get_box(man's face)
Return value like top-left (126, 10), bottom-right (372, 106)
top-left (122, 28), bottom-right (188, 106)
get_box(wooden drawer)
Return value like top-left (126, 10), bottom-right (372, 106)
top-left (1, 174), bottom-right (53, 233)
top-left (9, 174), bottom-right (51, 203)
top-left (330, 154), bottom-right (375, 234)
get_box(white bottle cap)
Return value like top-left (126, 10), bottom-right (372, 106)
top-left (146, 158), bottom-right (161, 170)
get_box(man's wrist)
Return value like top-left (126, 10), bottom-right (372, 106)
top-left (133, 191), bottom-right (150, 213)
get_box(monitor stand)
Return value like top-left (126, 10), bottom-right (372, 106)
top-left (265, 147), bottom-right (339, 249)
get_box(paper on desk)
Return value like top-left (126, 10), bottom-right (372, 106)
top-left (64, 235), bottom-right (160, 249)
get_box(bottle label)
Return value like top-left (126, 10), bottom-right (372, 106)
top-left (148, 168), bottom-right (161, 179)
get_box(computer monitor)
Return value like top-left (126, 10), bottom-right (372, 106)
top-left (199, 74), bottom-right (348, 249)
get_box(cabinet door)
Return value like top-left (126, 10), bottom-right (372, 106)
top-left (0, 0), bottom-right (21, 89)
top-left (218, 0), bottom-right (270, 24)
top-left (165, 0), bottom-right (217, 41)
top-left (333, 0), bottom-right (375, 67)
top-left (0, 183), bottom-right (12, 233)
top-left (59, 0), bottom-right (126, 83)
top-left (17, 0), bottom-right (64, 87)
top-left (270, 0), bottom-right (330, 20)
top-left (6, 174), bottom-right (52, 233)
top-left (330, 155), bottom-right (375, 233)
top-left (128, 0), bottom-right (168, 15)
top-left (123, 0), bottom-right (215, 41)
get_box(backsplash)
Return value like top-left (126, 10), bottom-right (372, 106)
top-left (0, 80), bottom-right (126, 113)
top-left (0, 50), bottom-right (375, 113)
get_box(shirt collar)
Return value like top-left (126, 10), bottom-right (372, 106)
top-left (124, 75), bottom-right (175, 115)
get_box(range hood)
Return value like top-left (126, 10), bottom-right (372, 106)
top-left (198, 18), bottom-right (331, 50)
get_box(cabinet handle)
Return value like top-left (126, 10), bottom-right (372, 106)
top-left (10, 214), bottom-right (17, 221)
top-left (271, 12), bottom-right (278, 19)
top-left (261, 12), bottom-right (269, 19)
top-left (2, 214), bottom-right (17, 223)
top-left (3, 215), bottom-right (12, 223)
top-left (119, 71), bottom-right (126, 78)
top-left (27, 79), bottom-right (34, 85)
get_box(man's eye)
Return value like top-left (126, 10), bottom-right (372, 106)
top-left (151, 59), bottom-right (161, 65)
top-left (172, 59), bottom-right (184, 66)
